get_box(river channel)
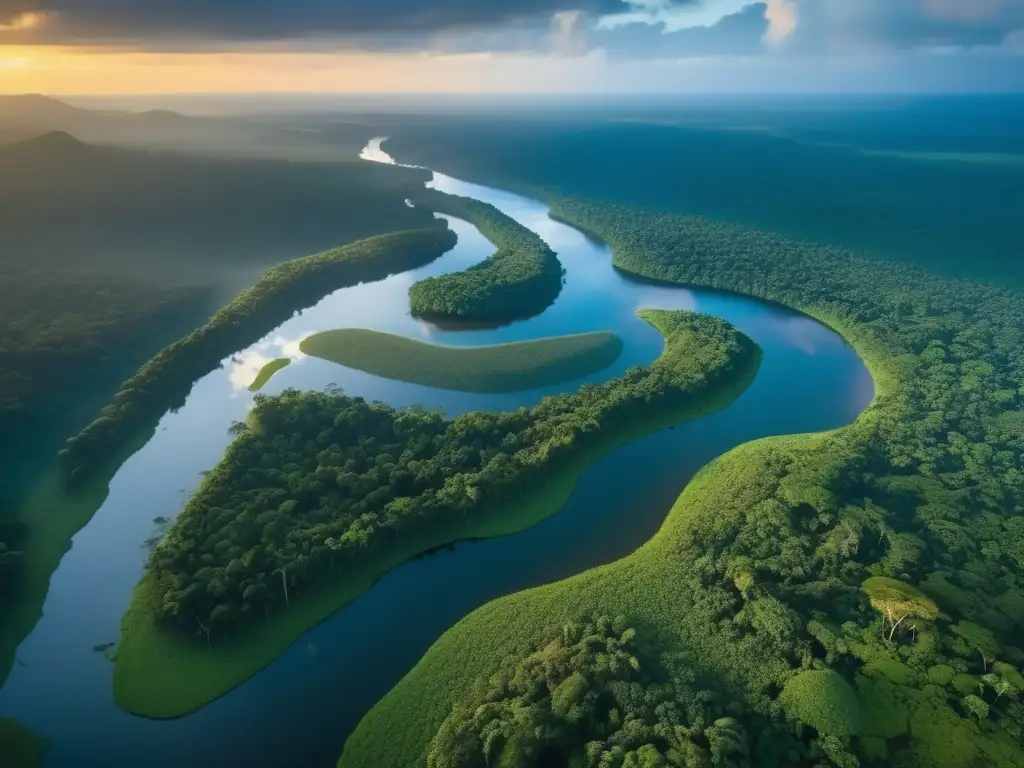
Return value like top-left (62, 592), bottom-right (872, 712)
top-left (0, 139), bottom-right (874, 767)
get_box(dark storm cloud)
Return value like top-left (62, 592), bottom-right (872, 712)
top-left (0, 0), bottom-right (689, 43)
top-left (593, 3), bottom-right (768, 59)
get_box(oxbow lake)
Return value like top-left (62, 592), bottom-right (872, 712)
top-left (0, 138), bottom-right (874, 767)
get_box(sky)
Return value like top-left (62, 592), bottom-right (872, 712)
top-left (0, 0), bottom-right (1022, 94)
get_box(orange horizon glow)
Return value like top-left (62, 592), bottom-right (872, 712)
top-left (0, 44), bottom-right (615, 95)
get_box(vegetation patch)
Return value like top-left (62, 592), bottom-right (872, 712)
top-left (299, 328), bottom-right (623, 393)
top-left (780, 669), bottom-right (863, 738)
top-left (340, 194), bottom-right (1024, 768)
top-left (59, 225), bottom-right (457, 481)
top-left (113, 310), bottom-right (760, 718)
top-left (248, 358), bottom-right (291, 392)
top-left (408, 188), bottom-right (564, 323)
top-left (0, 718), bottom-right (47, 768)
top-left (425, 617), bottom-right (754, 768)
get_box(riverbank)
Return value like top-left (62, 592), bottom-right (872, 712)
top-left (341, 173), bottom-right (1024, 766)
top-left (112, 311), bottom-right (762, 719)
top-left (338, 432), bottom-right (844, 767)
top-left (60, 225), bottom-right (457, 481)
top-left (408, 188), bottom-right (564, 323)
top-left (299, 329), bottom-right (623, 393)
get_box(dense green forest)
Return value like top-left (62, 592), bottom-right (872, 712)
top-left (141, 311), bottom-right (752, 634)
top-left (0, 123), bottom-right (444, 703)
top-left (60, 226), bottom-right (457, 481)
top-left (384, 116), bottom-right (1024, 287)
top-left (0, 269), bottom-right (212, 429)
top-left (408, 188), bottom-right (564, 322)
top-left (299, 329), bottom-right (623, 393)
top-left (114, 310), bottom-right (759, 717)
top-left (341, 195), bottom-right (1024, 768)
top-left (427, 616), bottom-right (763, 768)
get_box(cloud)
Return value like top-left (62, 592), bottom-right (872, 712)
top-left (551, 10), bottom-right (591, 56)
top-left (763, 0), bottom-right (798, 46)
top-left (0, 0), bottom-right (677, 45)
top-left (593, 2), bottom-right (768, 59)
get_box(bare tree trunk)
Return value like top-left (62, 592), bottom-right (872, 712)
top-left (887, 614), bottom-right (908, 643)
top-left (281, 569), bottom-right (290, 606)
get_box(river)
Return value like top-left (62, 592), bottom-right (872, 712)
top-left (0, 139), bottom-right (874, 767)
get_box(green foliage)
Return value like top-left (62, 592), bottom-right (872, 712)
top-left (0, 270), bottom-right (209, 427)
top-left (341, 186), bottom-right (1024, 768)
top-left (0, 133), bottom-right (434, 442)
top-left (926, 665), bottom-right (956, 686)
top-left (299, 329), bottom-right (623, 393)
top-left (248, 358), bottom-right (291, 392)
top-left (780, 670), bottom-right (863, 738)
top-left (950, 622), bottom-right (1000, 669)
top-left (425, 618), bottom-right (748, 768)
top-left (962, 694), bottom-right (989, 721)
top-left (0, 718), bottom-right (47, 768)
top-left (141, 311), bottom-right (755, 634)
top-left (856, 676), bottom-right (911, 739)
top-left (59, 226), bottom-right (457, 481)
top-left (408, 188), bottom-right (564, 322)
top-left (863, 659), bottom-right (918, 686)
top-left (951, 674), bottom-right (980, 696)
top-left (862, 577), bottom-right (939, 643)
top-left (384, 116), bottom-right (1024, 288)
top-left (115, 310), bottom-right (760, 717)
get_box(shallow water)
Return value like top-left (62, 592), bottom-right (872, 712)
top-left (0, 139), bottom-right (874, 767)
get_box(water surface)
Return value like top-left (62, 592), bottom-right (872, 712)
top-left (0, 139), bottom-right (873, 767)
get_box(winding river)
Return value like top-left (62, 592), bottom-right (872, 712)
top-left (0, 139), bottom-right (874, 767)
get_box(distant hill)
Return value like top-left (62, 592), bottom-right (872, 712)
top-left (0, 130), bottom-right (433, 274)
top-left (13, 129), bottom-right (89, 154)
top-left (0, 94), bottom-right (93, 125)
top-left (0, 94), bottom-right (381, 161)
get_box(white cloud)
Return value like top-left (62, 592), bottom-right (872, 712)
top-left (764, 0), bottom-right (798, 46)
top-left (550, 10), bottom-right (589, 56)
top-left (598, 0), bottom-right (750, 33)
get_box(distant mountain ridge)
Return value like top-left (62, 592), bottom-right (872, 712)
top-left (0, 93), bottom-right (378, 162)
top-left (13, 130), bottom-right (89, 153)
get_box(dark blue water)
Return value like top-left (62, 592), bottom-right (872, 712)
top-left (0, 140), bottom-right (873, 768)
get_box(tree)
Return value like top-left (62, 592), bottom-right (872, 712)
top-left (962, 694), bottom-right (989, 722)
top-left (779, 670), bottom-right (863, 738)
top-left (861, 577), bottom-right (939, 643)
top-left (951, 622), bottom-right (1000, 672)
